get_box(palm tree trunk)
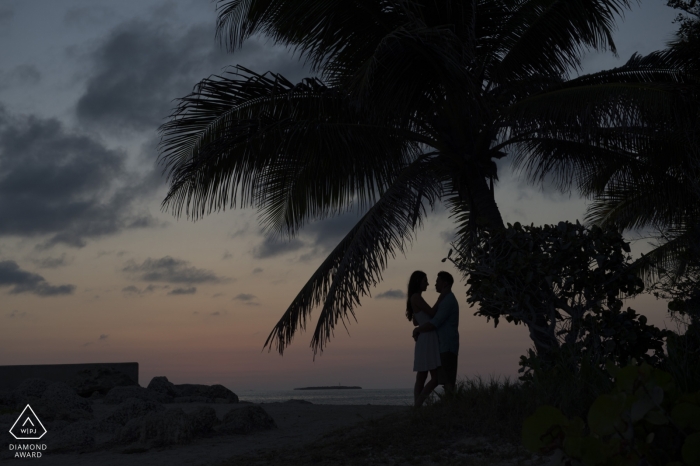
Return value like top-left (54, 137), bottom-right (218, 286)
top-left (464, 171), bottom-right (559, 366)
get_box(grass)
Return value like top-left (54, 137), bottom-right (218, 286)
top-left (217, 376), bottom-right (553, 466)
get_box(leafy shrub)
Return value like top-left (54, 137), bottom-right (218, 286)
top-left (522, 360), bottom-right (700, 466)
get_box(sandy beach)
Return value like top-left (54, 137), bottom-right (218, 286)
top-left (14, 400), bottom-right (405, 466)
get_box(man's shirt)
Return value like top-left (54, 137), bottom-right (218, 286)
top-left (430, 291), bottom-right (459, 354)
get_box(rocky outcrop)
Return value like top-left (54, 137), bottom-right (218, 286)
top-left (105, 398), bottom-right (165, 426)
top-left (146, 376), bottom-right (179, 398)
top-left (174, 383), bottom-right (239, 403)
top-left (104, 385), bottom-right (171, 405)
top-left (119, 408), bottom-right (193, 447)
top-left (186, 406), bottom-right (218, 435)
top-left (32, 382), bottom-right (93, 422)
top-left (47, 420), bottom-right (96, 452)
top-left (143, 377), bottom-right (239, 403)
top-left (69, 367), bottom-right (137, 397)
top-left (13, 378), bottom-right (50, 402)
top-left (216, 406), bottom-right (276, 434)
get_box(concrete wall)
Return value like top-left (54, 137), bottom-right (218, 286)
top-left (0, 362), bottom-right (138, 391)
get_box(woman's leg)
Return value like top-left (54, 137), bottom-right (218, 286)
top-left (415, 369), bottom-right (439, 407)
top-left (414, 371), bottom-right (428, 405)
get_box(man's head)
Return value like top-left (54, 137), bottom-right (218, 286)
top-left (435, 271), bottom-right (454, 293)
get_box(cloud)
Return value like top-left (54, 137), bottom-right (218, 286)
top-left (99, 334), bottom-right (108, 340)
top-left (0, 5), bottom-right (14, 23)
top-left (168, 286), bottom-right (197, 295)
top-left (0, 260), bottom-right (75, 296)
top-left (63, 5), bottom-right (115, 27)
top-left (121, 284), bottom-right (159, 295)
top-left (31, 254), bottom-right (72, 269)
top-left (222, 251), bottom-right (233, 260)
top-left (75, 16), bottom-right (310, 134)
top-left (8, 310), bottom-right (27, 318)
top-left (375, 289), bottom-right (406, 300)
top-left (0, 65), bottom-right (41, 91)
top-left (233, 293), bottom-right (256, 302)
top-left (0, 107), bottom-right (160, 247)
top-left (123, 256), bottom-right (229, 285)
top-left (210, 311), bottom-right (221, 316)
top-left (252, 236), bottom-right (305, 259)
top-left (252, 268), bottom-right (263, 274)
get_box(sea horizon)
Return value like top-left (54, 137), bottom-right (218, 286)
top-left (237, 387), bottom-right (417, 405)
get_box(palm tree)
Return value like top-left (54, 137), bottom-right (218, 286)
top-left (158, 0), bottom-right (685, 357)
top-left (578, 5), bottom-right (700, 285)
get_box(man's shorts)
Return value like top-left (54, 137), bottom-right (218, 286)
top-left (438, 351), bottom-right (458, 386)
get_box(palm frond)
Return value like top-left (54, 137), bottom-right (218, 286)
top-left (491, 0), bottom-right (633, 81)
top-left (158, 67), bottom-right (425, 235)
top-left (264, 154), bottom-right (443, 355)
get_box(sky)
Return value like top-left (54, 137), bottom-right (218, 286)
top-left (0, 0), bottom-right (683, 392)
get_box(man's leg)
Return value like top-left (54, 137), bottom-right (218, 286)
top-left (414, 371), bottom-right (428, 405)
top-left (439, 352), bottom-right (458, 395)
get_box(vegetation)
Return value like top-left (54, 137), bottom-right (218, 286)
top-left (156, 0), bottom-right (693, 356)
top-left (523, 361), bottom-right (700, 466)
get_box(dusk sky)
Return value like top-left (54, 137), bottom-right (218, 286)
top-left (0, 0), bottom-right (682, 391)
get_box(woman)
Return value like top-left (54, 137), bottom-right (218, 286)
top-left (406, 270), bottom-right (442, 407)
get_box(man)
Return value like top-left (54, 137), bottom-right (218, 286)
top-left (412, 271), bottom-right (459, 394)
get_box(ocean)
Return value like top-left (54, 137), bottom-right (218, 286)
top-left (237, 388), bottom-right (416, 405)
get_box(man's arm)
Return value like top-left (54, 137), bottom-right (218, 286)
top-left (412, 294), bottom-right (448, 339)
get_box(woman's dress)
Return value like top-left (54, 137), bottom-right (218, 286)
top-left (413, 311), bottom-right (441, 372)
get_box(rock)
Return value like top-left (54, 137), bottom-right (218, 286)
top-left (187, 406), bottom-right (218, 435)
top-left (122, 408), bottom-right (194, 447)
top-left (13, 378), bottom-right (50, 402)
top-left (69, 368), bottom-right (138, 397)
top-left (105, 398), bottom-right (165, 426)
top-left (47, 420), bottom-right (96, 452)
top-left (104, 386), bottom-right (171, 405)
top-left (173, 396), bottom-right (209, 403)
top-left (146, 376), bottom-right (180, 397)
top-left (216, 406), bottom-right (277, 434)
top-left (175, 384), bottom-right (238, 403)
top-left (35, 382), bottom-right (93, 422)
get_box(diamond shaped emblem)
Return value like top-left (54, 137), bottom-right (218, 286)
top-left (9, 405), bottom-right (47, 440)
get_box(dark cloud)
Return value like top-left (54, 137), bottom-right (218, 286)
top-left (63, 5), bottom-right (115, 27)
top-left (252, 268), bottom-right (263, 274)
top-left (252, 236), bottom-right (305, 259)
top-left (233, 293), bottom-right (256, 302)
top-left (168, 286), bottom-right (197, 295)
top-left (210, 311), bottom-right (221, 316)
top-left (31, 254), bottom-right (72, 269)
top-left (8, 310), bottom-right (27, 318)
top-left (222, 251), bottom-right (233, 260)
top-left (0, 5), bottom-right (14, 23)
top-left (0, 260), bottom-right (75, 296)
top-left (122, 284), bottom-right (161, 295)
top-left (0, 65), bottom-right (41, 90)
top-left (76, 18), bottom-right (310, 133)
top-left (123, 256), bottom-right (229, 285)
top-left (0, 107), bottom-right (160, 247)
top-left (375, 289), bottom-right (406, 300)
top-left (439, 230), bottom-right (456, 244)
top-left (99, 334), bottom-right (108, 340)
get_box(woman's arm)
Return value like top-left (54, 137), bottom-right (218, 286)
top-left (410, 294), bottom-right (444, 318)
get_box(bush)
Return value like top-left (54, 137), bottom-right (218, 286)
top-left (522, 360), bottom-right (700, 466)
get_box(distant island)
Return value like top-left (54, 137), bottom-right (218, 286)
top-left (293, 386), bottom-right (362, 390)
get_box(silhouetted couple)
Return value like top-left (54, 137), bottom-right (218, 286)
top-left (407, 270), bottom-right (459, 407)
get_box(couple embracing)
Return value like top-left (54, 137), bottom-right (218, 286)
top-left (407, 270), bottom-right (459, 407)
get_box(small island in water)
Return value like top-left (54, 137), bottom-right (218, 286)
top-left (293, 386), bottom-right (362, 390)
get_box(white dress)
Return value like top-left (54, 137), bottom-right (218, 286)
top-left (413, 311), bottom-right (441, 372)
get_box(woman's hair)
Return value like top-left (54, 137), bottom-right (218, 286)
top-left (406, 270), bottom-right (427, 321)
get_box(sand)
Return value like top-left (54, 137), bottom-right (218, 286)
top-left (29, 400), bottom-right (406, 466)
